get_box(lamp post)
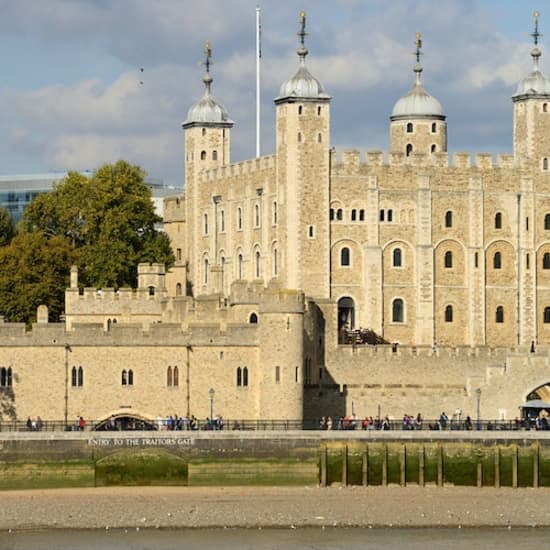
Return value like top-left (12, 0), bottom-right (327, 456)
top-left (476, 388), bottom-right (481, 431)
top-left (209, 387), bottom-right (215, 425)
top-left (64, 344), bottom-right (72, 428)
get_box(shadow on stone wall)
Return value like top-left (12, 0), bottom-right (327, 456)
top-left (0, 386), bottom-right (16, 421)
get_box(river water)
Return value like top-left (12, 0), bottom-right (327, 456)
top-left (1, 527), bottom-right (548, 549)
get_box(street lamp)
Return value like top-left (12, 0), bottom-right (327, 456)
top-left (476, 388), bottom-right (481, 431)
top-left (209, 387), bottom-right (215, 425)
top-left (64, 344), bottom-right (72, 428)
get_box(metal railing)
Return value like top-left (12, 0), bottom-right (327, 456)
top-left (0, 417), bottom-right (545, 432)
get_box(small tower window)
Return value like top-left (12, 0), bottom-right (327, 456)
top-left (273, 201), bottom-right (277, 225)
top-left (543, 252), bottom-right (550, 269)
top-left (237, 207), bottom-right (243, 230)
top-left (496, 306), bottom-right (504, 324)
top-left (254, 204), bottom-right (260, 227)
top-left (544, 158), bottom-right (549, 171)
top-left (493, 252), bottom-right (502, 269)
top-left (336, 209), bottom-right (343, 221)
top-left (220, 210), bottom-right (225, 232)
top-left (173, 366), bottom-right (179, 387)
top-left (200, 150), bottom-right (207, 160)
top-left (255, 251), bottom-right (261, 278)
top-left (380, 209), bottom-right (385, 222)
top-left (167, 366), bottom-right (173, 387)
top-left (238, 254), bottom-right (243, 279)
top-left (249, 312), bottom-right (258, 324)
top-left (317, 133), bottom-right (322, 143)
top-left (341, 247), bottom-right (350, 266)
top-left (275, 366), bottom-right (280, 383)
top-left (444, 251), bottom-right (453, 268)
top-left (544, 103), bottom-right (548, 113)
top-left (351, 209), bottom-right (357, 221)
top-left (392, 298), bottom-right (404, 323)
top-left (495, 212), bottom-right (502, 229)
top-left (431, 144), bottom-right (437, 153)
top-left (445, 210), bottom-right (453, 228)
top-left (204, 213), bottom-right (208, 235)
top-left (545, 307), bottom-right (550, 323)
top-left (545, 213), bottom-right (550, 230)
top-left (359, 209), bottom-right (365, 221)
top-left (148, 286), bottom-right (155, 296)
top-left (387, 209), bottom-right (393, 222)
top-left (297, 132), bottom-right (302, 142)
top-left (298, 105), bottom-right (303, 115)
top-left (212, 150), bottom-right (218, 161)
top-left (406, 122), bottom-right (413, 133)
top-left (330, 208), bottom-right (334, 221)
top-left (202, 128), bottom-right (206, 136)
top-left (176, 283), bottom-right (182, 296)
top-left (393, 248), bottom-right (402, 267)
top-left (237, 367), bottom-right (242, 387)
top-left (431, 122), bottom-right (437, 133)
top-left (317, 106), bottom-right (321, 115)
top-left (406, 143), bottom-right (413, 157)
top-left (308, 225), bottom-right (314, 238)
top-left (204, 258), bottom-right (209, 284)
top-left (445, 305), bottom-right (453, 323)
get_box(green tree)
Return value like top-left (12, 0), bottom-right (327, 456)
top-left (0, 232), bottom-right (73, 323)
top-left (22, 160), bottom-right (174, 289)
top-left (0, 206), bottom-right (15, 246)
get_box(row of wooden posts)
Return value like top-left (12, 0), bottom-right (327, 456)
top-left (319, 444), bottom-right (542, 488)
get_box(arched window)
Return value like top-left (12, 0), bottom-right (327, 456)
top-left (444, 251), bottom-right (453, 268)
top-left (107, 318), bottom-right (112, 331)
top-left (176, 283), bottom-right (183, 296)
top-left (128, 369), bottom-right (134, 386)
top-left (0, 367), bottom-right (12, 387)
top-left (495, 212), bottom-right (502, 229)
top-left (173, 366), bottom-right (179, 387)
top-left (243, 367), bottom-right (249, 387)
top-left (220, 210), bottom-right (225, 232)
top-left (387, 209), bottom-right (393, 222)
top-left (406, 143), bottom-right (413, 157)
top-left (336, 209), bottom-right (343, 221)
top-left (493, 251), bottom-right (502, 269)
top-left (445, 305), bottom-right (453, 323)
top-left (393, 248), bottom-right (402, 267)
top-left (255, 250), bottom-right (261, 278)
top-left (330, 208), bottom-right (334, 221)
top-left (212, 150), bottom-right (218, 161)
top-left (204, 213), bottom-right (208, 234)
top-left (78, 366), bottom-right (83, 387)
top-left (255, 204), bottom-right (260, 227)
top-left (431, 122), bottom-right (437, 133)
top-left (249, 312), bottom-right (258, 324)
top-left (298, 105), bottom-right (303, 115)
top-left (392, 299), bottom-right (404, 323)
top-left (380, 209), bottom-right (385, 222)
top-left (71, 367), bottom-right (77, 387)
top-left (121, 370), bottom-right (127, 385)
top-left (273, 248), bottom-right (278, 276)
top-left (167, 366), bottom-right (172, 387)
top-left (351, 209), bottom-right (357, 221)
top-left (200, 150), bottom-right (206, 160)
top-left (148, 286), bottom-right (155, 296)
top-left (237, 367), bottom-right (242, 387)
top-left (431, 144), bottom-right (437, 153)
top-left (545, 307), bottom-right (550, 323)
top-left (359, 209), bottom-right (365, 221)
top-left (544, 158), bottom-right (549, 171)
top-left (238, 253), bottom-right (243, 279)
top-left (237, 207), bottom-right (243, 230)
top-left (545, 214), bottom-right (550, 230)
top-left (406, 122), bottom-right (413, 133)
top-left (318, 133), bottom-right (322, 143)
top-left (544, 253), bottom-right (550, 269)
top-left (204, 258), bottom-right (209, 285)
top-left (445, 211), bottom-right (453, 228)
top-left (544, 103), bottom-right (548, 113)
top-left (341, 247), bottom-right (350, 266)
top-left (496, 306), bottom-right (504, 323)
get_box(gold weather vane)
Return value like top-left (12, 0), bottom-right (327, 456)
top-left (414, 32), bottom-right (423, 63)
top-left (298, 10), bottom-right (307, 46)
top-left (532, 10), bottom-right (542, 45)
top-left (204, 40), bottom-right (213, 72)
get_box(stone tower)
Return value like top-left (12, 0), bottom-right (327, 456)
top-left (513, 11), bottom-right (550, 166)
top-left (390, 33), bottom-right (447, 156)
top-left (274, 11), bottom-right (331, 300)
top-left (181, 42), bottom-right (234, 295)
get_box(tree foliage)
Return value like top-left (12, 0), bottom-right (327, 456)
top-left (22, 160), bottom-right (174, 289)
top-left (0, 206), bottom-right (15, 247)
top-left (0, 232), bottom-right (73, 323)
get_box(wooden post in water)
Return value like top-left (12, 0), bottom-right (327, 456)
top-left (533, 445), bottom-right (539, 489)
top-left (400, 445), bottom-right (406, 486)
top-left (437, 445), bottom-right (443, 487)
top-left (477, 462), bottom-right (483, 487)
top-left (419, 446), bottom-right (425, 487)
top-left (342, 444), bottom-right (348, 486)
top-left (382, 444), bottom-right (388, 486)
top-left (320, 445), bottom-right (327, 487)
top-left (494, 447), bottom-right (500, 488)
top-left (512, 446), bottom-right (518, 488)
top-left (362, 446), bottom-right (368, 487)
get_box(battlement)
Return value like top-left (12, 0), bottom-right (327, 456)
top-left (203, 154), bottom-right (276, 182)
top-left (163, 195), bottom-right (186, 222)
top-left (334, 149), bottom-right (520, 172)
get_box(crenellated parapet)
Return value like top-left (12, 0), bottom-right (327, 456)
top-left (202, 154), bottom-right (276, 183)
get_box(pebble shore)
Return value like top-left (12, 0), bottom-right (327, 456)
top-left (1, 485), bottom-right (550, 531)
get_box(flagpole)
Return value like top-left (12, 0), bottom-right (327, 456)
top-left (256, 5), bottom-right (261, 158)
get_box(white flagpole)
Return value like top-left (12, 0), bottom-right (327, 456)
top-left (256, 5), bottom-right (261, 158)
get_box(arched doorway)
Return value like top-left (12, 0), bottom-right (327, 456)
top-left (526, 383), bottom-right (550, 403)
top-left (94, 413), bottom-right (157, 431)
top-left (338, 296), bottom-right (355, 330)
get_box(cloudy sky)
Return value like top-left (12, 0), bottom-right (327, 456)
top-left (0, 0), bottom-right (543, 187)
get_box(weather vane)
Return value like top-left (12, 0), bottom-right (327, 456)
top-left (414, 32), bottom-right (423, 63)
top-left (532, 10), bottom-right (542, 45)
top-left (204, 40), bottom-right (213, 73)
top-left (298, 10), bottom-right (307, 46)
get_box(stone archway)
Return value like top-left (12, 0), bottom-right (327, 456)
top-left (338, 296), bottom-right (355, 331)
top-left (94, 412), bottom-right (157, 431)
top-left (526, 383), bottom-right (550, 402)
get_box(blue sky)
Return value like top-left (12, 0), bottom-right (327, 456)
top-left (0, 0), bottom-right (544, 186)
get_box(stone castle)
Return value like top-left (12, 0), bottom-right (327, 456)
top-left (2, 12), bottom-right (550, 426)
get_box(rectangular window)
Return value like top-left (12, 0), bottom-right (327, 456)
top-left (275, 366), bottom-right (280, 384)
